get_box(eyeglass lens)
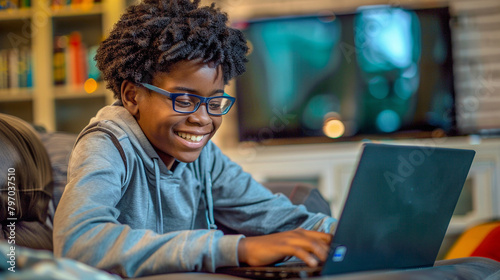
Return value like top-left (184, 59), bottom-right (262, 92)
top-left (174, 95), bottom-right (232, 115)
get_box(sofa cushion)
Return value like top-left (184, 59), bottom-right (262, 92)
top-left (445, 220), bottom-right (500, 262)
top-left (38, 131), bottom-right (77, 208)
top-left (263, 181), bottom-right (332, 216)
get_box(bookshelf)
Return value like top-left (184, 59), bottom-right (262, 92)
top-left (0, 0), bottom-right (125, 133)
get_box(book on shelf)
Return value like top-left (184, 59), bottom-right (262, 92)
top-left (0, 47), bottom-right (33, 92)
top-left (87, 45), bottom-right (100, 80)
top-left (24, 48), bottom-right (32, 88)
top-left (51, 0), bottom-right (101, 9)
top-left (17, 47), bottom-right (32, 88)
top-left (53, 32), bottom-right (101, 88)
top-left (0, 50), bottom-right (9, 90)
top-left (0, 0), bottom-right (31, 10)
top-left (53, 35), bottom-right (66, 85)
top-left (69, 31), bottom-right (86, 85)
top-left (8, 48), bottom-right (18, 90)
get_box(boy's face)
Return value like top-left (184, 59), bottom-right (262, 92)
top-left (134, 59), bottom-right (225, 168)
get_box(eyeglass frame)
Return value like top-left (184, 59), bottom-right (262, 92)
top-left (140, 83), bottom-right (236, 116)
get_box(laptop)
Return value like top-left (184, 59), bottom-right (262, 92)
top-left (216, 143), bottom-right (476, 279)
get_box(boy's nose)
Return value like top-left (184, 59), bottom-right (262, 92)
top-left (188, 103), bottom-right (212, 126)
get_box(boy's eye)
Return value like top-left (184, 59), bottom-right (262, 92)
top-left (208, 103), bottom-right (222, 110)
top-left (175, 99), bottom-right (194, 108)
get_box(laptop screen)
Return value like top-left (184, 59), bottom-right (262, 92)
top-left (323, 143), bottom-right (475, 275)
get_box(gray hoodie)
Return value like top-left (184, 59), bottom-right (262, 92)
top-left (53, 102), bottom-right (336, 277)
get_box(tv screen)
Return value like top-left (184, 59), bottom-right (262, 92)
top-left (235, 6), bottom-right (456, 143)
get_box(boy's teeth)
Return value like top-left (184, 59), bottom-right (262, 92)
top-left (177, 132), bottom-right (204, 142)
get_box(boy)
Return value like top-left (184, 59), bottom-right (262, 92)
top-left (53, 0), bottom-right (336, 277)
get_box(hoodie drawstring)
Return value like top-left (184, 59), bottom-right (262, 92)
top-left (205, 172), bottom-right (217, 230)
top-left (153, 158), bottom-right (164, 234)
top-left (152, 159), bottom-right (213, 232)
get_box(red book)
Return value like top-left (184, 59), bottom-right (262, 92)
top-left (68, 32), bottom-right (84, 85)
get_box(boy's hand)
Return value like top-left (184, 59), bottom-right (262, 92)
top-left (237, 228), bottom-right (332, 267)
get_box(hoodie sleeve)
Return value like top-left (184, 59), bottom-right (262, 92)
top-left (204, 142), bottom-right (337, 236)
top-left (53, 133), bottom-right (243, 278)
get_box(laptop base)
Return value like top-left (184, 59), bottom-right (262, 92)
top-left (216, 265), bottom-right (322, 280)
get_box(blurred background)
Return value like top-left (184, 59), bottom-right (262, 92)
top-left (0, 0), bottom-right (498, 144)
top-left (212, 0), bottom-right (500, 148)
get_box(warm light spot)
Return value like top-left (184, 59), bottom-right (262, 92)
top-left (432, 128), bottom-right (446, 138)
top-left (84, 78), bottom-right (98, 94)
top-left (80, 0), bottom-right (94, 11)
top-left (323, 119), bottom-right (345, 138)
top-left (318, 11), bottom-right (336, 22)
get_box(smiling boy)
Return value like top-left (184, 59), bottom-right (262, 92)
top-left (53, 0), bottom-right (336, 277)
top-left (127, 61), bottom-right (226, 168)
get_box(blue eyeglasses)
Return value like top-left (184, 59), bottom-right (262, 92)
top-left (140, 83), bottom-right (236, 116)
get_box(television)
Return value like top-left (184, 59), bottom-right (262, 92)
top-left (234, 5), bottom-right (457, 144)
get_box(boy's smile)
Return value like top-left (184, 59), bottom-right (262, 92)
top-left (122, 59), bottom-right (225, 169)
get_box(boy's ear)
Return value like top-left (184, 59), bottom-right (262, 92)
top-left (121, 80), bottom-right (140, 116)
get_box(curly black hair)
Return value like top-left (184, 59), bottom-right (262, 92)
top-left (95, 0), bottom-right (248, 100)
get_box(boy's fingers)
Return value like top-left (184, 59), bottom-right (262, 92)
top-left (289, 247), bottom-right (319, 267)
top-left (312, 242), bottom-right (330, 261)
top-left (284, 235), bottom-right (330, 262)
top-left (295, 228), bottom-right (333, 243)
top-left (304, 240), bottom-right (330, 262)
top-left (239, 229), bottom-right (334, 267)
